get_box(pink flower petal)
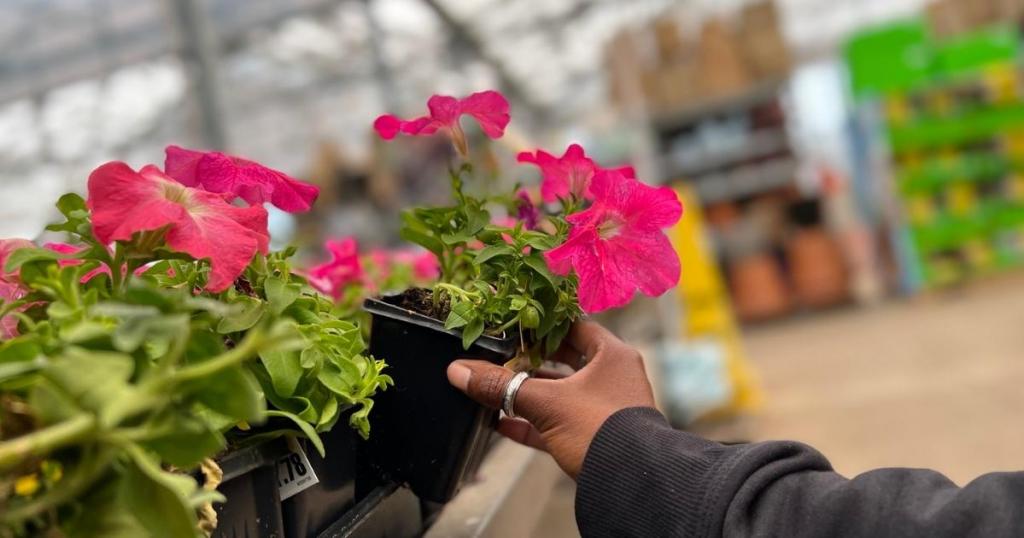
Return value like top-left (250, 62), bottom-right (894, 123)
top-left (458, 91), bottom-right (510, 139)
top-left (411, 251), bottom-right (440, 281)
top-left (372, 90), bottom-right (510, 144)
top-left (544, 170), bottom-right (683, 314)
top-left (569, 237), bottom-right (636, 313)
top-left (164, 145), bottom-right (320, 213)
top-left (88, 162), bottom-right (269, 293)
top-left (605, 230), bottom-right (680, 298)
top-left (518, 144), bottom-right (597, 202)
top-left (0, 238), bottom-right (34, 282)
top-left (0, 280), bottom-right (26, 339)
top-left (589, 170), bottom-right (682, 230)
top-left (373, 115), bottom-right (403, 140)
top-left (307, 237), bottom-right (364, 300)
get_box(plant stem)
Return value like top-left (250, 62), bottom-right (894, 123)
top-left (169, 327), bottom-right (265, 384)
top-left (0, 414), bottom-right (97, 473)
top-left (109, 243), bottom-right (124, 295)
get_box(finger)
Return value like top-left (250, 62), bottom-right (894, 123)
top-left (497, 417), bottom-right (547, 451)
top-left (533, 367), bottom-right (570, 380)
top-left (547, 343), bottom-right (586, 371)
top-left (447, 360), bottom-right (554, 421)
top-left (566, 320), bottom-right (621, 360)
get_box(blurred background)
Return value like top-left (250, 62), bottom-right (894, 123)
top-left (3, 0), bottom-right (1024, 535)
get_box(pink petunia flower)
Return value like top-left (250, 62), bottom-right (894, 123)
top-left (0, 280), bottom-right (26, 339)
top-left (44, 242), bottom-right (112, 283)
top-left (87, 162), bottom-right (270, 293)
top-left (388, 249), bottom-right (440, 282)
top-left (373, 91), bottom-right (510, 157)
top-left (307, 237), bottom-right (365, 300)
top-left (515, 189), bottom-right (540, 230)
top-left (410, 251), bottom-right (440, 281)
top-left (0, 238), bottom-right (34, 283)
top-left (164, 145), bottom-right (320, 213)
top-left (517, 143), bottom-right (636, 203)
top-left (544, 170), bottom-right (682, 314)
top-left (0, 238), bottom-right (35, 339)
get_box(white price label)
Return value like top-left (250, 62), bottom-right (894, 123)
top-left (276, 438), bottom-right (319, 501)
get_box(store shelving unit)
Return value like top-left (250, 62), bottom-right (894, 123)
top-left (848, 21), bottom-right (1024, 288)
top-left (653, 81), bottom-right (796, 204)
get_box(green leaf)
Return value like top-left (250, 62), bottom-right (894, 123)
top-left (63, 475), bottom-right (149, 538)
top-left (112, 312), bottom-right (189, 353)
top-left (265, 410), bottom-right (325, 457)
top-left (265, 275), bottom-right (302, 315)
top-left (0, 338), bottom-right (41, 363)
top-left (400, 211), bottom-right (445, 255)
top-left (523, 233), bottom-right (561, 251)
top-left (300, 346), bottom-right (324, 369)
top-left (465, 206), bottom-right (490, 235)
top-left (521, 306), bottom-right (541, 329)
top-left (462, 316), bottom-right (485, 350)
top-left (4, 246), bottom-right (60, 274)
top-left (216, 296), bottom-right (265, 333)
top-left (440, 231), bottom-right (476, 245)
top-left (545, 319), bottom-right (572, 356)
top-left (317, 396), bottom-right (340, 430)
top-left (524, 255), bottom-right (559, 287)
top-left (474, 244), bottom-right (515, 264)
top-left (142, 412), bottom-right (226, 468)
top-left (317, 363), bottom-right (357, 401)
top-left (123, 447), bottom-right (200, 538)
top-left (444, 302), bottom-right (475, 330)
top-left (192, 365), bottom-right (265, 422)
top-left (28, 381), bottom-right (79, 424)
top-left (46, 193), bottom-right (92, 237)
top-left (0, 356), bottom-right (45, 382)
top-left (55, 192), bottom-right (88, 218)
top-left (509, 296), bottom-right (528, 311)
top-left (43, 348), bottom-right (133, 413)
top-left (258, 349), bottom-right (304, 397)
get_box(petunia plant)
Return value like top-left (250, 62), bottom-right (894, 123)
top-left (375, 90), bottom-right (683, 366)
top-left (0, 148), bottom-right (390, 536)
top-left (305, 236), bottom-right (439, 319)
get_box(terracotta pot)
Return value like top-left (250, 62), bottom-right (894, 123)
top-left (787, 228), bottom-right (849, 308)
top-left (729, 253), bottom-right (790, 321)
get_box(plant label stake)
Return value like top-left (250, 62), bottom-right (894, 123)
top-left (276, 438), bottom-right (320, 501)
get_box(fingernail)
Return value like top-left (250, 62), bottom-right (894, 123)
top-left (447, 362), bottom-right (471, 391)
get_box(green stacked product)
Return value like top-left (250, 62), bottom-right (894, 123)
top-left (846, 21), bottom-right (1024, 287)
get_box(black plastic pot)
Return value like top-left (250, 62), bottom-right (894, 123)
top-left (316, 482), bottom-right (422, 538)
top-left (210, 438), bottom-right (290, 538)
top-left (282, 427), bottom-right (359, 538)
top-left (361, 295), bottom-right (517, 503)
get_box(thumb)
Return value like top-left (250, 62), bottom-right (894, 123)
top-left (447, 360), bottom-right (552, 422)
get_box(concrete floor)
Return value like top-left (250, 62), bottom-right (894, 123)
top-left (532, 274), bottom-right (1024, 536)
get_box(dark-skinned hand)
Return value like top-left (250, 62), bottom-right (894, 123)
top-left (446, 321), bottom-right (656, 478)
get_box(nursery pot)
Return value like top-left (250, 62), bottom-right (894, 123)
top-left (282, 427), bottom-right (359, 538)
top-left (316, 482), bottom-right (422, 538)
top-left (361, 294), bottom-right (517, 503)
top-left (210, 438), bottom-right (290, 538)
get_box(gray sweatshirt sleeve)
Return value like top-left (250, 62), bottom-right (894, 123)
top-left (574, 407), bottom-right (1024, 538)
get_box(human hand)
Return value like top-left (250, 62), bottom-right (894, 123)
top-left (446, 321), bottom-right (656, 478)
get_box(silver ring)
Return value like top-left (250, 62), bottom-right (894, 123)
top-left (502, 372), bottom-right (529, 419)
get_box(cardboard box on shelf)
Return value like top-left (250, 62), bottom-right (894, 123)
top-left (657, 60), bottom-right (703, 113)
top-left (697, 19), bottom-right (752, 99)
top-left (928, 0), bottom-right (1014, 38)
top-left (605, 29), bottom-right (653, 109)
top-left (653, 16), bottom-right (689, 64)
top-left (993, 0), bottom-right (1024, 21)
top-left (738, 1), bottom-right (791, 78)
top-left (928, 0), bottom-right (971, 38)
